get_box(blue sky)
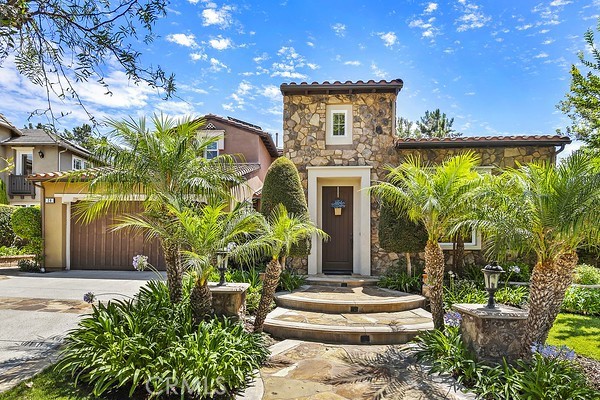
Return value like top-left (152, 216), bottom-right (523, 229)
top-left (1, 0), bottom-right (598, 152)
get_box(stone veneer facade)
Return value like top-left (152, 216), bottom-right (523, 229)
top-left (283, 83), bottom-right (566, 276)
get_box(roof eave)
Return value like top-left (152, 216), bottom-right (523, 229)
top-left (395, 138), bottom-right (572, 149)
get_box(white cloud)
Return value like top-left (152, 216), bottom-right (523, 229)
top-left (209, 36), bottom-right (233, 50)
top-left (332, 23), bottom-right (346, 37)
top-left (455, 1), bottom-right (491, 32)
top-left (516, 24), bottom-right (533, 30)
top-left (190, 52), bottom-right (207, 61)
top-left (378, 31), bottom-right (397, 47)
top-left (202, 5), bottom-right (233, 28)
top-left (550, 0), bottom-right (572, 6)
top-left (306, 63), bottom-right (319, 70)
top-left (166, 33), bottom-right (197, 48)
top-left (253, 52), bottom-right (269, 63)
top-left (306, 41), bottom-right (314, 47)
top-left (370, 62), bottom-right (387, 79)
top-left (465, 92), bottom-right (476, 96)
top-left (261, 85), bottom-right (281, 102)
top-left (424, 2), bottom-right (438, 13)
top-left (271, 71), bottom-right (307, 79)
top-left (222, 103), bottom-right (234, 111)
top-left (534, 52), bottom-right (549, 58)
top-left (344, 60), bottom-right (361, 66)
top-left (209, 58), bottom-right (230, 72)
top-left (542, 39), bottom-right (555, 45)
top-left (408, 17), bottom-right (439, 39)
top-left (269, 46), bottom-right (313, 80)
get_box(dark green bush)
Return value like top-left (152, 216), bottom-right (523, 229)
top-left (378, 201), bottom-right (427, 254)
top-left (11, 206), bottom-right (42, 264)
top-left (0, 204), bottom-right (17, 247)
top-left (18, 259), bottom-right (40, 272)
top-left (0, 179), bottom-right (8, 205)
top-left (56, 279), bottom-right (268, 398)
top-left (443, 279), bottom-right (528, 310)
top-left (0, 246), bottom-right (26, 256)
top-left (260, 157), bottom-right (309, 257)
top-left (277, 269), bottom-right (306, 292)
top-left (561, 287), bottom-right (600, 315)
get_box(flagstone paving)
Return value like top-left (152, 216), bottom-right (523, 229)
top-left (245, 340), bottom-right (475, 400)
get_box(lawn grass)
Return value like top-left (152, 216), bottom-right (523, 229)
top-left (0, 367), bottom-right (98, 400)
top-left (547, 313), bottom-right (600, 360)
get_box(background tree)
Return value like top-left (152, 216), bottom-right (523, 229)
top-left (558, 17), bottom-right (600, 148)
top-left (371, 153), bottom-right (481, 330)
top-left (74, 115), bottom-right (242, 304)
top-left (416, 109), bottom-right (460, 139)
top-left (378, 202), bottom-right (428, 275)
top-left (465, 152), bottom-right (600, 354)
top-left (260, 157), bottom-right (310, 259)
top-left (0, 0), bottom-right (174, 122)
top-left (396, 116), bottom-right (419, 139)
top-left (62, 123), bottom-right (104, 152)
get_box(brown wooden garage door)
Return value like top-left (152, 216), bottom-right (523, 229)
top-left (70, 203), bottom-right (166, 270)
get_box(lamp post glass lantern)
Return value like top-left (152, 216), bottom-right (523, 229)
top-left (482, 261), bottom-right (504, 309)
top-left (216, 250), bottom-right (229, 286)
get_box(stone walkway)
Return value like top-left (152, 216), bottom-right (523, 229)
top-left (241, 340), bottom-right (475, 400)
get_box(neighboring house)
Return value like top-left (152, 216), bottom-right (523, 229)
top-left (280, 79), bottom-right (571, 276)
top-left (30, 115), bottom-right (280, 271)
top-left (0, 114), bottom-right (93, 206)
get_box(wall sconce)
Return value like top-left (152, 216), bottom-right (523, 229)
top-left (38, 150), bottom-right (44, 159)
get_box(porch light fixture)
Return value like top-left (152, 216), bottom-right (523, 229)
top-left (216, 242), bottom-right (236, 286)
top-left (482, 261), bottom-right (504, 309)
top-left (38, 150), bottom-right (44, 158)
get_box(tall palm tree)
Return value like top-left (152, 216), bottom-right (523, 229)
top-left (371, 153), bottom-right (481, 330)
top-left (238, 204), bottom-right (327, 333)
top-left (73, 114), bottom-right (243, 303)
top-left (464, 152), bottom-right (600, 354)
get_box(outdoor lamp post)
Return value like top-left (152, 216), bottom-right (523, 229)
top-left (216, 250), bottom-right (229, 286)
top-left (482, 261), bottom-right (504, 309)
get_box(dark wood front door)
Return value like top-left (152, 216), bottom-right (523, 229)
top-left (322, 186), bottom-right (353, 274)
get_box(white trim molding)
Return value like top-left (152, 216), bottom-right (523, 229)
top-left (307, 166), bottom-right (372, 276)
top-left (325, 105), bottom-right (353, 145)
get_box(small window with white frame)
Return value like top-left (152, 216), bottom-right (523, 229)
top-left (205, 141), bottom-right (218, 159)
top-left (326, 105), bottom-right (353, 145)
top-left (72, 157), bottom-right (84, 170)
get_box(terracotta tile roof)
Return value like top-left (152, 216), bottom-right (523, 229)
top-left (280, 79), bottom-right (404, 95)
top-left (201, 114), bottom-right (279, 158)
top-left (28, 163), bottom-right (261, 182)
top-left (394, 135), bottom-right (571, 149)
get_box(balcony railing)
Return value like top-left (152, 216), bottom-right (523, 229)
top-left (8, 174), bottom-right (35, 197)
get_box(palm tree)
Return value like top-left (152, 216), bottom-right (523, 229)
top-left (241, 204), bottom-right (327, 333)
top-left (175, 202), bottom-right (264, 322)
top-left (464, 152), bottom-right (600, 354)
top-left (371, 153), bottom-right (481, 330)
top-left (73, 114), bottom-right (243, 303)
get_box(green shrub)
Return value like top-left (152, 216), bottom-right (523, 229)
top-left (277, 269), bottom-right (306, 292)
top-left (573, 264), bottom-right (600, 285)
top-left (0, 205), bottom-right (17, 247)
top-left (443, 280), bottom-right (487, 310)
top-left (0, 246), bottom-right (26, 256)
top-left (56, 279), bottom-right (268, 398)
top-left (260, 157), bottom-right (309, 257)
top-left (0, 179), bottom-right (8, 205)
top-left (561, 287), bottom-right (600, 315)
top-left (18, 259), bottom-right (39, 272)
top-left (495, 285), bottom-right (529, 308)
top-left (378, 201), bottom-right (427, 254)
top-left (378, 262), bottom-right (423, 293)
top-left (11, 206), bottom-right (42, 264)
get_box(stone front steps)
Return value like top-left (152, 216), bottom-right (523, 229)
top-left (305, 275), bottom-right (379, 287)
top-left (264, 279), bottom-right (433, 345)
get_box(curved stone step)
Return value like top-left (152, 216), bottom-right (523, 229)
top-left (305, 275), bottom-right (379, 287)
top-left (275, 285), bottom-right (426, 314)
top-left (263, 307), bottom-right (433, 345)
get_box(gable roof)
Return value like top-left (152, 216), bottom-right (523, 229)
top-left (280, 79), bottom-right (404, 95)
top-left (0, 114), bottom-right (22, 136)
top-left (0, 128), bottom-right (92, 157)
top-left (201, 114), bottom-right (279, 158)
top-left (394, 135), bottom-right (571, 149)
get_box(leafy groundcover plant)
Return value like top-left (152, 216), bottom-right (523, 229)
top-left (561, 287), bottom-right (600, 315)
top-left (413, 318), bottom-right (599, 400)
top-left (56, 279), bottom-right (269, 399)
top-left (573, 264), bottom-right (600, 285)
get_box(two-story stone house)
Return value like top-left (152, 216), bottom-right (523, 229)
top-left (0, 114), bottom-right (93, 206)
top-left (281, 80), bottom-right (570, 276)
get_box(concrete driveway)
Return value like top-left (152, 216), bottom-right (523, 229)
top-left (0, 268), bottom-right (163, 392)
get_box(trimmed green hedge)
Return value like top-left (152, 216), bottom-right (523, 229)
top-left (0, 205), bottom-right (17, 247)
top-left (11, 206), bottom-right (42, 264)
top-left (0, 179), bottom-right (8, 205)
top-left (378, 201), bottom-right (428, 253)
top-left (260, 157), bottom-right (309, 257)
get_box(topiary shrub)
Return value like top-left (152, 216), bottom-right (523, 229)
top-left (379, 201), bottom-right (428, 274)
top-left (260, 157), bottom-right (309, 257)
top-left (0, 204), bottom-right (18, 247)
top-left (11, 206), bottom-right (42, 264)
